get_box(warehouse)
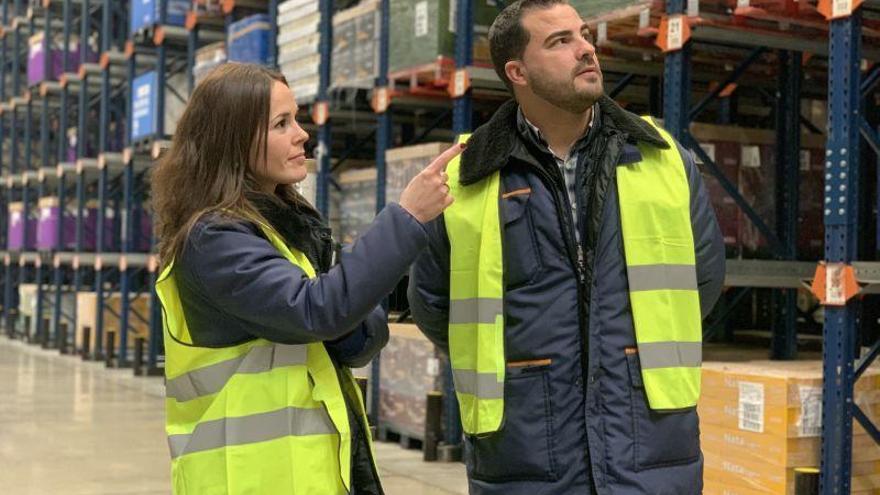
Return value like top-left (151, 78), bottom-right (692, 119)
top-left (2, 0), bottom-right (880, 494)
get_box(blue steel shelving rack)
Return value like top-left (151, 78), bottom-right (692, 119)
top-left (656, 1), bottom-right (880, 492)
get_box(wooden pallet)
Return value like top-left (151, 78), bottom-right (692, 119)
top-left (376, 422), bottom-right (424, 451)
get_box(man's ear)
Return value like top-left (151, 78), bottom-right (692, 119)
top-left (505, 60), bottom-right (528, 89)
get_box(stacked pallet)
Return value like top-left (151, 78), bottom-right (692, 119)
top-left (130, 70), bottom-right (187, 141)
top-left (385, 142), bottom-right (452, 204)
top-left (337, 167), bottom-right (377, 245)
top-left (331, 0), bottom-right (381, 89)
top-left (227, 14), bottom-right (272, 65)
top-left (388, 0), bottom-right (497, 74)
top-left (27, 33), bottom-right (95, 86)
top-left (296, 159), bottom-right (319, 207)
top-left (700, 359), bottom-right (880, 494)
top-left (7, 202), bottom-right (37, 251)
top-left (377, 323), bottom-right (445, 441)
top-left (193, 42), bottom-right (226, 86)
top-left (278, 0), bottom-right (321, 104)
top-left (689, 123), bottom-right (826, 259)
top-left (18, 284), bottom-right (76, 340)
top-left (130, 0), bottom-right (190, 33)
top-left (75, 292), bottom-right (152, 355)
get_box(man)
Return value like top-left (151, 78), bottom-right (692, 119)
top-left (408, 1), bottom-right (725, 494)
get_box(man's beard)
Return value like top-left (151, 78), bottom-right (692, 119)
top-left (527, 62), bottom-right (603, 113)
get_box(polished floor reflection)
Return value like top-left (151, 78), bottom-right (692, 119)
top-left (0, 338), bottom-right (467, 495)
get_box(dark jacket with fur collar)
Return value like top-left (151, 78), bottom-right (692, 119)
top-left (409, 96), bottom-right (725, 495)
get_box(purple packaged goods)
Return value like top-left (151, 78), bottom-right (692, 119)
top-left (27, 33), bottom-right (95, 86)
top-left (8, 202), bottom-right (37, 251)
top-left (36, 197), bottom-right (76, 250)
top-left (28, 33), bottom-right (63, 86)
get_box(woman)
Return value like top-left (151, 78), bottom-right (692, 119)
top-left (152, 63), bottom-right (460, 494)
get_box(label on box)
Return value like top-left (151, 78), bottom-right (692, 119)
top-left (448, 0), bottom-right (457, 33)
top-left (698, 143), bottom-right (716, 165)
top-left (741, 145), bottom-right (762, 168)
top-left (738, 381), bottom-right (765, 433)
top-left (427, 357), bottom-right (440, 377)
top-left (40, 207), bottom-right (51, 220)
top-left (798, 385), bottom-right (823, 437)
top-left (415, 1), bottom-right (429, 38)
top-left (687, 0), bottom-right (700, 16)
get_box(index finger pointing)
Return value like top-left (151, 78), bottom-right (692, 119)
top-left (425, 142), bottom-right (466, 174)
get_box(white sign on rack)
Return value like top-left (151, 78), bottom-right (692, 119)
top-left (667, 16), bottom-right (684, 51)
top-left (834, 0), bottom-right (854, 18)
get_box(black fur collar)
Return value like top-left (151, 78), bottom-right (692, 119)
top-left (459, 95), bottom-right (669, 186)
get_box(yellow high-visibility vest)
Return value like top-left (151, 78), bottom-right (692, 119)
top-left (157, 222), bottom-right (374, 494)
top-left (444, 118), bottom-right (701, 435)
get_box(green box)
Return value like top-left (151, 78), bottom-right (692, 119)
top-left (569, 0), bottom-right (646, 19)
top-left (389, 0), bottom-right (500, 74)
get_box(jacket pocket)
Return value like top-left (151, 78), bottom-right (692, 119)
top-left (500, 193), bottom-right (543, 289)
top-left (465, 364), bottom-right (559, 482)
top-left (626, 351), bottom-right (701, 471)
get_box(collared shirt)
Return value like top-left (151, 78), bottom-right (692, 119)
top-left (516, 104), bottom-right (599, 242)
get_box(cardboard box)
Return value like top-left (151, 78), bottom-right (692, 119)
top-left (378, 323), bottom-right (445, 439)
top-left (701, 358), bottom-right (880, 493)
top-left (75, 292), bottom-right (151, 354)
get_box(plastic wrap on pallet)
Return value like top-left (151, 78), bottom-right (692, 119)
top-left (337, 167), bottom-right (377, 246)
top-left (130, 70), bottom-right (187, 142)
top-left (18, 284), bottom-right (76, 339)
top-left (130, 0), bottom-right (190, 34)
top-left (193, 42), bottom-right (226, 86)
top-left (385, 142), bottom-right (452, 203)
top-left (568, 0), bottom-right (647, 19)
top-left (8, 202), bottom-right (37, 251)
top-left (279, 0), bottom-right (319, 15)
top-left (296, 160), bottom-right (319, 207)
top-left (378, 324), bottom-right (446, 440)
top-left (278, 0), bottom-right (321, 99)
top-left (388, 0), bottom-right (497, 74)
top-left (227, 14), bottom-right (272, 65)
top-left (331, 0), bottom-right (380, 89)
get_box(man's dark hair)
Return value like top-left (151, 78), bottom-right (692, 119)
top-left (489, 0), bottom-right (569, 91)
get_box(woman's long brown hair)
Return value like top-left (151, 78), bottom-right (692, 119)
top-left (152, 63), bottom-right (308, 267)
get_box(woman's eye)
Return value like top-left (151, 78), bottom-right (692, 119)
top-left (275, 119), bottom-right (287, 129)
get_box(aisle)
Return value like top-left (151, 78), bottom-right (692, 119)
top-left (0, 338), bottom-right (467, 495)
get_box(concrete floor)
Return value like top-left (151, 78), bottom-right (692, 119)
top-left (0, 338), bottom-right (468, 495)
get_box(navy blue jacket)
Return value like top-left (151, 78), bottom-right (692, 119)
top-left (408, 97), bottom-right (726, 495)
top-left (174, 201), bottom-right (428, 495)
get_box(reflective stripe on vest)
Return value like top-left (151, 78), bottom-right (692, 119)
top-left (443, 119), bottom-right (702, 436)
top-left (618, 117), bottom-right (702, 410)
top-left (157, 222), bottom-right (366, 494)
top-left (444, 133), bottom-right (506, 436)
